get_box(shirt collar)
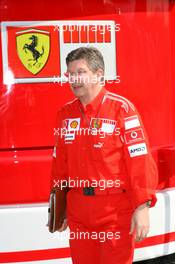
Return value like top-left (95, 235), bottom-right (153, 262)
top-left (78, 87), bottom-right (107, 114)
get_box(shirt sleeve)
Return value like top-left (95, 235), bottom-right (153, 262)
top-left (118, 101), bottom-right (158, 211)
top-left (50, 109), bottom-right (68, 191)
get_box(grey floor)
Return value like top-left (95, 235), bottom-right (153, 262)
top-left (134, 253), bottom-right (175, 264)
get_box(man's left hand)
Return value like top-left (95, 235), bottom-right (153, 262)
top-left (129, 203), bottom-right (150, 242)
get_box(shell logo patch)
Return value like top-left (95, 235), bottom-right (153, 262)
top-left (70, 120), bottom-right (78, 129)
top-left (62, 118), bottom-right (80, 131)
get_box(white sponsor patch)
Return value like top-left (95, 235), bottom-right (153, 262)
top-left (124, 115), bottom-right (140, 130)
top-left (128, 143), bottom-right (148, 157)
top-left (64, 133), bottom-right (75, 141)
top-left (90, 118), bottom-right (117, 133)
top-left (101, 122), bottom-right (116, 133)
top-left (67, 118), bottom-right (80, 131)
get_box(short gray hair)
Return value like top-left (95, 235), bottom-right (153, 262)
top-left (66, 47), bottom-right (105, 73)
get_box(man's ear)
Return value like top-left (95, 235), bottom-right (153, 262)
top-left (96, 69), bottom-right (105, 85)
top-left (96, 68), bottom-right (104, 77)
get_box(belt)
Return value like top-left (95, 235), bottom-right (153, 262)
top-left (72, 187), bottom-right (126, 196)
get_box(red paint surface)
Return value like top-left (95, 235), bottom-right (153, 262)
top-left (0, 1), bottom-right (174, 203)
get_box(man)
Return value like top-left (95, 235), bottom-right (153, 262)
top-left (51, 47), bottom-right (158, 264)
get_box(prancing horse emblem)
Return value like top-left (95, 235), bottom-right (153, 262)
top-left (16, 30), bottom-right (50, 74)
top-left (23, 35), bottom-right (44, 66)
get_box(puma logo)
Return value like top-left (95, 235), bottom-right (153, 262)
top-left (93, 142), bottom-right (104, 148)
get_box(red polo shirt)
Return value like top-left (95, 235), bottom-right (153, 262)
top-left (51, 87), bottom-right (158, 210)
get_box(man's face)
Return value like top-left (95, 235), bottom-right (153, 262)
top-left (67, 59), bottom-right (103, 99)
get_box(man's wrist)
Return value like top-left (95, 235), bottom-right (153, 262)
top-left (135, 200), bottom-right (152, 211)
top-left (145, 200), bottom-right (152, 208)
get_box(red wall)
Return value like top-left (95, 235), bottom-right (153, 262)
top-left (0, 0), bottom-right (175, 204)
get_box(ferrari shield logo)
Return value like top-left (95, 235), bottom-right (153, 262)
top-left (16, 29), bottom-right (50, 74)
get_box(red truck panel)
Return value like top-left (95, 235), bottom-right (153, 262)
top-left (0, 1), bottom-right (175, 204)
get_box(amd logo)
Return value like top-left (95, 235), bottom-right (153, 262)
top-left (128, 143), bottom-right (148, 157)
top-left (130, 146), bottom-right (145, 154)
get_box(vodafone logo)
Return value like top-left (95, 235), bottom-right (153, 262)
top-left (124, 128), bottom-right (144, 144)
top-left (131, 131), bottom-right (137, 139)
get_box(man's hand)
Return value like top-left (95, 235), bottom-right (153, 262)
top-left (57, 218), bottom-right (68, 232)
top-left (129, 203), bottom-right (150, 242)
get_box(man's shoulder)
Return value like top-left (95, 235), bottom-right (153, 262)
top-left (58, 98), bottom-right (79, 116)
top-left (63, 97), bottom-right (78, 108)
top-left (104, 91), bottom-right (136, 113)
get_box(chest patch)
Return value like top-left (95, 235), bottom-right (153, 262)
top-left (90, 118), bottom-right (117, 133)
top-left (62, 118), bottom-right (80, 131)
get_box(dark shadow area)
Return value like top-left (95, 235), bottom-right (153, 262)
top-left (134, 253), bottom-right (175, 263)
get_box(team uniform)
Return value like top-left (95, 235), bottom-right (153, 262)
top-left (51, 87), bottom-right (158, 264)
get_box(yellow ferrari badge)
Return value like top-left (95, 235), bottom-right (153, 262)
top-left (16, 30), bottom-right (50, 74)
